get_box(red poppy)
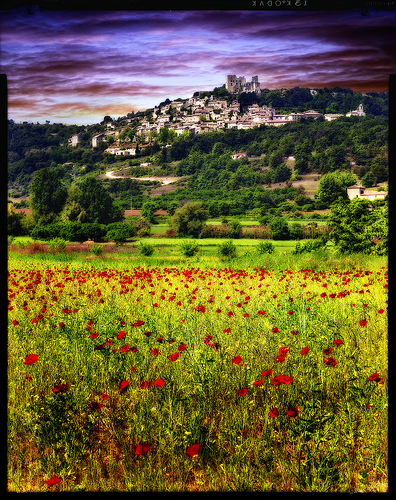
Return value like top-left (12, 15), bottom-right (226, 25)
top-left (323, 347), bottom-right (333, 355)
top-left (269, 407), bottom-right (279, 418)
top-left (236, 387), bottom-right (247, 396)
top-left (253, 379), bottom-right (263, 386)
top-left (45, 475), bottom-right (61, 486)
top-left (52, 383), bottom-right (69, 394)
top-left (90, 332), bottom-right (98, 339)
top-left (150, 348), bottom-right (160, 356)
top-left (359, 319), bottom-right (368, 327)
top-left (154, 378), bottom-right (166, 387)
top-left (223, 328), bottom-right (231, 333)
top-left (287, 406), bottom-right (299, 418)
top-left (178, 344), bottom-right (187, 351)
top-left (102, 393), bottom-right (110, 400)
top-left (204, 335), bottom-right (212, 344)
top-left (232, 355), bottom-right (242, 365)
top-left (135, 443), bottom-right (150, 455)
top-left (378, 309), bottom-right (385, 314)
top-left (24, 354), bottom-right (38, 365)
top-left (169, 352), bottom-right (180, 361)
top-left (120, 345), bottom-right (130, 353)
top-left (272, 327), bottom-right (279, 333)
top-left (368, 372), bottom-right (382, 383)
top-left (300, 347), bottom-right (309, 355)
top-left (333, 339), bottom-right (344, 346)
top-left (117, 331), bottom-right (126, 340)
top-left (278, 346), bottom-right (289, 357)
top-left (278, 375), bottom-right (294, 385)
top-left (227, 311), bottom-right (234, 317)
top-left (119, 380), bottom-right (129, 393)
top-left (90, 401), bottom-right (103, 409)
top-left (12, 320), bottom-right (19, 326)
top-left (261, 369), bottom-right (273, 377)
top-left (291, 330), bottom-right (298, 335)
top-left (274, 355), bottom-right (286, 363)
top-left (186, 443), bottom-right (200, 457)
top-left (323, 357), bottom-right (337, 366)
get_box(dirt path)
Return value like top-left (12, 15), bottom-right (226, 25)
top-left (105, 170), bottom-right (179, 185)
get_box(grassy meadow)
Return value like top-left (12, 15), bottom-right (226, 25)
top-left (7, 241), bottom-right (388, 492)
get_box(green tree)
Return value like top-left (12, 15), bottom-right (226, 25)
top-left (315, 171), bottom-right (356, 207)
top-left (73, 178), bottom-right (122, 224)
top-left (141, 201), bottom-right (157, 223)
top-left (361, 171), bottom-right (377, 188)
top-left (7, 204), bottom-right (26, 236)
top-left (328, 198), bottom-right (387, 254)
top-left (29, 168), bottom-right (68, 225)
top-left (170, 202), bottom-right (209, 237)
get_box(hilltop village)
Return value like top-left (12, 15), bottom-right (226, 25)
top-left (74, 75), bottom-right (366, 155)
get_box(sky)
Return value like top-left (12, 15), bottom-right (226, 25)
top-left (1, 7), bottom-right (395, 125)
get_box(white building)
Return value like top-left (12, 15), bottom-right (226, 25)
top-left (347, 185), bottom-right (387, 201)
top-left (346, 104), bottom-right (366, 117)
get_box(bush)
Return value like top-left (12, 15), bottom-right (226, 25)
top-left (292, 239), bottom-right (325, 254)
top-left (48, 238), bottom-right (66, 253)
top-left (91, 244), bottom-right (104, 256)
top-left (139, 242), bottom-right (154, 256)
top-left (289, 222), bottom-right (303, 240)
top-left (228, 220), bottom-right (242, 239)
top-left (269, 216), bottom-right (290, 240)
top-left (218, 240), bottom-right (237, 259)
top-left (179, 240), bottom-right (200, 257)
top-left (256, 241), bottom-right (274, 254)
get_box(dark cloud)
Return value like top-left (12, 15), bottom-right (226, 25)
top-left (1, 9), bottom-right (394, 123)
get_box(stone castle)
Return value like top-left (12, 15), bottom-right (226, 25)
top-left (225, 75), bottom-right (261, 94)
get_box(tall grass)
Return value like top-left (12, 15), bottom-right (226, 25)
top-left (7, 252), bottom-right (388, 492)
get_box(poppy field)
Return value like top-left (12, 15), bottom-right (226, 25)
top-left (8, 255), bottom-right (388, 492)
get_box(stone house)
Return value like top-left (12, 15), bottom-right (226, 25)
top-left (347, 185), bottom-right (387, 201)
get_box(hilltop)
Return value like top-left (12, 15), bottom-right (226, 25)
top-left (8, 85), bottom-right (388, 219)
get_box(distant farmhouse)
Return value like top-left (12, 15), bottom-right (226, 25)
top-left (347, 185), bottom-right (387, 201)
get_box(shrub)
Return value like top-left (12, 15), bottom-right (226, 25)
top-left (91, 244), bottom-right (104, 256)
top-left (228, 220), bottom-right (242, 239)
top-left (289, 222), bottom-right (303, 240)
top-left (179, 240), bottom-right (199, 257)
top-left (218, 239), bottom-right (237, 259)
top-left (48, 238), bottom-right (67, 253)
top-left (105, 226), bottom-right (130, 245)
top-left (256, 241), bottom-right (274, 254)
top-left (292, 239), bottom-right (325, 254)
top-left (139, 242), bottom-right (154, 256)
top-left (269, 216), bottom-right (290, 240)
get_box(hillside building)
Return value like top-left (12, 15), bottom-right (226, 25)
top-left (346, 104), bottom-right (366, 117)
top-left (347, 185), bottom-right (387, 201)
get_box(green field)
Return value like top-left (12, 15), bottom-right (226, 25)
top-left (8, 248), bottom-right (388, 492)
